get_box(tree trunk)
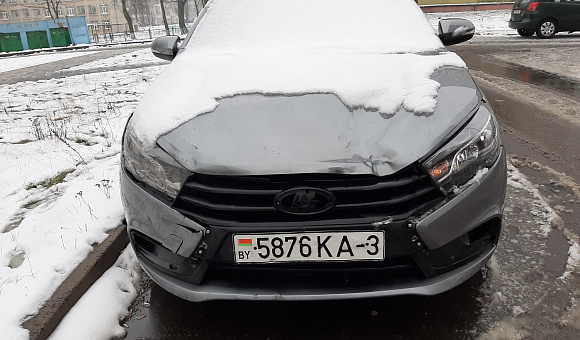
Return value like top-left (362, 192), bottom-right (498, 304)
top-left (121, 0), bottom-right (136, 39)
top-left (160, 0), bottom-right (170, 36)
top-left (178, 0), bottom-right (188, 34)
top-left (194, 0), bottom-right (207, 16)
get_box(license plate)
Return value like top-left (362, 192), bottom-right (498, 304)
top-left (233, 231), bottom-right (384, 263)
top-left (513, 9), bottom-right (521, 14)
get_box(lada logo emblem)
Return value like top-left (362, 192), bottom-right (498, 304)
top-left (274, 187), bottom-right (335, 215)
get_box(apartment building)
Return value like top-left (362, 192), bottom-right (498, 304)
top-left (4, 1), bottom-right (206, 29)
top-left (0, 0), bottom-right (132, 34)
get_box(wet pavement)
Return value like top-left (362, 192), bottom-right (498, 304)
top-left (0, 45), bottom-right (161, 85)
top-left (451, 38), bottom-right (580, 100)
top-left (465, 56), bottom-right (580, 98)
top-left (120, 37), bottom-right (580, 339)
top-left (123, 276), bottom-right (484, 340)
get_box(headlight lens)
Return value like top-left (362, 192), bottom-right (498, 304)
top-left (423, 104), bottom-right (501, 193)
top-left (122, 121), bottom-right (190, 199)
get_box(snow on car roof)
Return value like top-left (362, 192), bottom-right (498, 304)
top-left (190, 0), bottom-right (445, 55)
top-left (130, 0), bottom-right (466, 147)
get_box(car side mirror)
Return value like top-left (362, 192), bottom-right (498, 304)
top-left (151, 36), bottom-right (181, 61)
top-left (438, 19), bottom-right (475, 46)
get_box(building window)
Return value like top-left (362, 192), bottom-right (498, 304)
top-left (57, 8), bottom-right (63, 16)
top-left (33, 0), bottom-right (39, 2)
top-left (45, 8), bottom-right (51, 17)
top-left (1, 11), bottom-right (8, 20)
top-left (100, 4), bottom-right (108, 15)
top-left (90, 20), bottom-right (99, 31)
top-left (21, 0), bottom-right (27, 3)
top-left (34, 9), bottom-right (41, 17)
top-left (102, 20), bottom-right (110, 28)
top-left (88, 5), bottom-right (97, 15)
top-left (10, 10), bottom-right (19, 19)
top-left (23, 9), bottom-right (30, 18)
top-left (67, 7), bottom-right (74, 16)
top-left (9, 0), bottom-right (16, 4)
top-left (77, 6), bottom-right (85, 16)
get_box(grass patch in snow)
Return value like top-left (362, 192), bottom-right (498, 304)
top-left (74, 138), bottom-right (96, 146)
top-left (27, 169), bottom-right (75, 190)
top-left (11, 139), bottom-right (34, 144)
top-left (22, 200), bottom-right (43, 210)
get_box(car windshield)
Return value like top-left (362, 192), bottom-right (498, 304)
top-left (187, 0), bottom-right (445, 56)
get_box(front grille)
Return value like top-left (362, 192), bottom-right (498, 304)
top-left (172, 164), bottom-right (442, 226)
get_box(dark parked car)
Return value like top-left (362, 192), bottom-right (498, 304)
top-left (509, 0), bottom-right (580, 38)
top-left (121, 0), bottom-right (507, 302)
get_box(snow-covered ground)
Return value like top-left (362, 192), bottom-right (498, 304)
top-left (425, 9), bottom-right (514, 36)
top-left (0, 8), bottom-right (572, 340)
top-left (62, 48), bottom-right (162, 72)
top-left (0, 48), bottom-right (166, 340)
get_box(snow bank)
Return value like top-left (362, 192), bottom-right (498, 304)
top-left (425, 10), bottom-right (514, 37)
top-left (0, 66), bottom-right (165, 339)
top-left (48, 246), bottom-right (140, 340)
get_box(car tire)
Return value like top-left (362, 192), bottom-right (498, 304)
top-left (536, 19), bottom-right (557, 38)
top-left (517, 29), bottom-right (534, 37)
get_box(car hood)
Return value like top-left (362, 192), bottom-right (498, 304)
top-left (157, 66), bottom-right (481, 177)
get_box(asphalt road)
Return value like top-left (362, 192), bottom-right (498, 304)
top-left (0, 45), bottom-right (164, 85)
top-left (121, 36), bottom-right (580, 340)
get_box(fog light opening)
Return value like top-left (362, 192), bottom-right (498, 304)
top-left (466, 220), bottom-right (496, 245)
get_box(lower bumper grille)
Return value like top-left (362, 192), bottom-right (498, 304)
top-left (204, 256), bottom-right (424, 286)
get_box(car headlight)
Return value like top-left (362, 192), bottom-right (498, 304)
top-left (423, 103), bottom-right (501, 193)
top-left (122, 120), bottom-right (190, 199)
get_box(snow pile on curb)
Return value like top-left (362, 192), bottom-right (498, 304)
top-left (48, 246), bottom-right (140, 340)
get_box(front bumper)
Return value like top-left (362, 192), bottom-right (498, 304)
top-left (121, 148), bottom-right (507, 301)
top-left (141, 244), bottom-right (494, 301)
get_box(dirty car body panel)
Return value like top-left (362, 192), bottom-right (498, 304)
top-left (120, 0), bottom-right (507, 302)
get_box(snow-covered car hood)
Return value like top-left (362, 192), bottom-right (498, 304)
top-left (157, 67), bottom-right (481, 176)
top-left (128, 0), bottom-right (469, 149)
top-left (128, 0), bottom-right (479, 176)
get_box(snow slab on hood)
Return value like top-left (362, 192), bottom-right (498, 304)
top-left (130, 0), bottom-right (467, 148)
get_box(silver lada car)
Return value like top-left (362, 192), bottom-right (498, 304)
top-left (120, 0), bottom-right (507, 301)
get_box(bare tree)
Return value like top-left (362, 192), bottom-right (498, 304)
top-left (177, 0), bottom-right (188, 34)
top-left (160, 0), bottom-right (170, 36)
top-left (193, 0), bottom-right (208, 14)
top-left (131, 0), bottom-right (153, 28)
top-left (120, 0), bottom-right (136, 39)
top-left (44, 0), bottom-right (62, 19)
top-left (177, 0), bottom-right (207, 33)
